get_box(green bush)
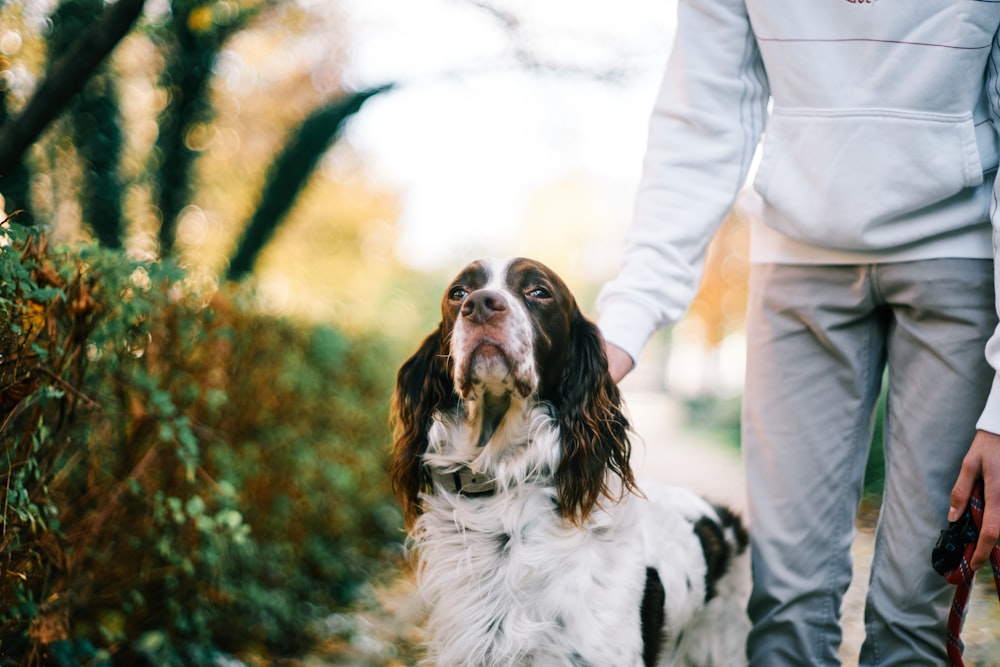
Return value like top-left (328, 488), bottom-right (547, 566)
top-left (0, 225), bottom-right (404, 664)
top-left (862, 385), bottom-right (887, 508)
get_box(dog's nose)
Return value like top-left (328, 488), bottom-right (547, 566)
top-left (461, 290), bottom-right (508, 324)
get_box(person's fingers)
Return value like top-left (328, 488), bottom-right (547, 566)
top-left (970, 505), bottom-right (1000, 571)
top-left (960, 430), bottom-right (1000, 569)
top-left (949, 457), bottom-right (978, 523)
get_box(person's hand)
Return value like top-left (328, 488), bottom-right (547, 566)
top-left (949, 429), bottom-right (1000, 570)
top-left (603, 341), bottom-right (634, 384)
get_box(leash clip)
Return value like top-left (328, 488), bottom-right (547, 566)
top-left (932, 505), bottom-right (980, 577)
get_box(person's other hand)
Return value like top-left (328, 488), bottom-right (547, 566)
top-left (949, 429), bottom-right (1000, 570)
top-left (604, 341), bottom-right (634, 384)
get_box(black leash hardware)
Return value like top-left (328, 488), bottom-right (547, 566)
top-left (426, 465), bottom-right (497, 498)
top-left (932, 505), bottom-right (980, 577)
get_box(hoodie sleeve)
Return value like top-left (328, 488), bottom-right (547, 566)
top-left (596, 0), bottom-right (769, 363)
top-left (977, 25), bottom-right (1000, 435)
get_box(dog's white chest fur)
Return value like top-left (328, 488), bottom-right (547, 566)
top-left (410, 406), bottom-right (737, 667)
top-left (416, 490), bottom-right (647, 665)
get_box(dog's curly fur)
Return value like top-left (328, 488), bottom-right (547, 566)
top-left (391, 257), bottom-right (750, 666)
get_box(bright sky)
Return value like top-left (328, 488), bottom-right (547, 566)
top-left (340, 0), bottom-right (678, 272)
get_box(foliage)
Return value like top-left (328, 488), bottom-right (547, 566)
top-left (862, 385), bottom-right (887, 507)
top-left (48, 0), bottom-right (126, 248)
top-left (0, 224), bottom-right (404, 665)
top-left (683, 394), bottom-right (742, 452)
top-left (0, 56), bottom-right (33, 228)
top-left (0, 0), bottom-right (390, 279)
top-left (0, 0), bottom-right (144, 194)
top-left (149, 0), bottom-right (279, 253)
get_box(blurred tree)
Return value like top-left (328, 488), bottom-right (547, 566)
top-left (0, 55), bottom-right (33, 225)
top-left (687, 209), bottom-right (750, 347)
top-left (0, 0), bottom-right (144, 179)
top-left (151, 0), bottom-right (278, 254)
top-left (0, 0), bottom-right (397, 294)
top-left (49, 0), bottom-right (127, 247)
top-left (226, 84), bottom-right (392, 281)
top-left (250, 155), bottom-right (415, 333)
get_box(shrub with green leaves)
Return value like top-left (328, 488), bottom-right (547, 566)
top-left (0, 224), bottom-right (404, 665)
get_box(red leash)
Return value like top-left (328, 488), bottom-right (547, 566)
top-left (938, 482), bottom-right (1000, 666)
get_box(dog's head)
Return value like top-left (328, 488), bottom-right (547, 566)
top-left (391, 257), bottom-right (634, 527)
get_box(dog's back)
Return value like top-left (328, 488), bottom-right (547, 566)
top-left (640, 485), bottom-right (750, 666)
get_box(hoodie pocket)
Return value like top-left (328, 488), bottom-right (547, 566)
top-left (752, 108), bottom-right (984, 250)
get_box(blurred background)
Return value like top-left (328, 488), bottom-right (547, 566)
top-left (1, 0), bottom-right (753, 392)
top-left (1, 0), bottom-right (754, 370)
top-left (3, 1), bottom-right (949, 666)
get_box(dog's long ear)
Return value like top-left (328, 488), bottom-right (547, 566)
top-left (554, 312), bottom-right (635, 524)
top-left (390, 324), bottom-right (455, 528)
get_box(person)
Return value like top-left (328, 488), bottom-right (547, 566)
top-left (595, 3), bottom-right (1000, 665)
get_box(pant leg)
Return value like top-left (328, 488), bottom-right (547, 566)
top-left (744, 263), bottom-right (888, 667)
top-left (859, 259), bottom-right (996, 666)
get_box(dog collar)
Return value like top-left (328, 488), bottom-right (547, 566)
top-left (429, 467), bottom-right (497, 498)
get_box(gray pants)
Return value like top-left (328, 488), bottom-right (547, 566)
top-left (743, 260), bottom-right (996, 666)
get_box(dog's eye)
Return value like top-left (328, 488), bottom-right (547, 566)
top-left (525, 287), bottom-right (552, 300)
top-left (449, 286), bottom-right (469, 301)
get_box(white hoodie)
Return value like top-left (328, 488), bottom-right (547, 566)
top-left (597, 0), bottom-right (1000, 430)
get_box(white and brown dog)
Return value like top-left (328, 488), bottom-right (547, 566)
top-left (391, 257), bottom-right (749, 666)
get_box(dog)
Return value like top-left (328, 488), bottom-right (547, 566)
top-left (391, 257), bottom-right (750, 666)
